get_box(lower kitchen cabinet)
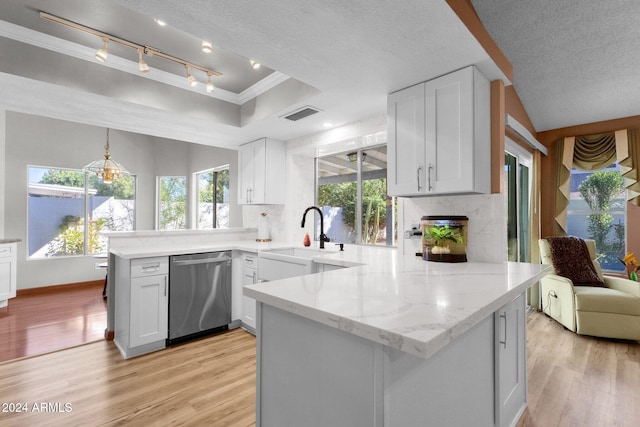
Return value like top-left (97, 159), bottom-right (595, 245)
top-left (256, 292), bottom-right (528, 427)
top-left (114, 256), bottom-right (169, 359)
top-left (0, 242), bottom-right (17, 308)
top-left (495, 292), bottom-right (527, 426)
top-left (240, 252), bottom-right (258, 332)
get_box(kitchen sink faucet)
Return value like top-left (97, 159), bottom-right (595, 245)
top-left (301, 206), bottom-right (331, 249)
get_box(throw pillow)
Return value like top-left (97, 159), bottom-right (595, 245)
top-left (547, 236), bottom-right (605, 287)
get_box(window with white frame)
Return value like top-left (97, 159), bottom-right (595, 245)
top-left (195, 166), bottom-right (230, 229)
top-left (28, 166), bottom-right (136, 258)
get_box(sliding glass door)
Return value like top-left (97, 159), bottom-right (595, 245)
top-left (505, 139), bottom-right (532, 262)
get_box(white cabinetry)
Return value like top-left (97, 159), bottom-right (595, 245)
top-left (495, 292), bottom-right (527, 427)
top-left (238, 138), bottom-right (286, 204)
top-left (387, 65), bottom-right (490, 196)
top-left (240, 252), bottom-right (258, 331)
top-left (0, 243), bottom-right (17, 308)
top-left (114, 256), bottom-right (168, 359)
top-left (256, 291), bottom-right (528, 427)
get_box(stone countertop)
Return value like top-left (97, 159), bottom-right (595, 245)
top-left (108, 240), bottom-right (345, 260)
top-left (244, 245), bottom-right (549, 360)
top-left (109, 240), bottom-right (549, 360)
top-left (0, 238), bottom-right (21, 244)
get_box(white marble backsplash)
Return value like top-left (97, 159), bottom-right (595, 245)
top-left (401, 193), bottom-right (507, 263)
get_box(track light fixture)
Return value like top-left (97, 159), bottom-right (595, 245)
top-left (185, 65), bottom-right (198, 86)
top-left (201, 40), bottom-right (213, 53)
top-left (250, 60), bottom-right (260, 69)
top-left (95, 37), bottom-right (109, 62)
top-left (137, 48), bottom-right (149, 73)
top-left (206, 73), bottom-right (214, 93)
top-left (40, 11), bottom-right (222, 92)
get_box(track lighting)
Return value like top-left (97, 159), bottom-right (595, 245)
top-left (40, 12), bottom-right (222, 92)
top-left (250, 60), bottom-right (260, 69)
top-left (138, 49), bottom-right (149, 73)
top-left (95, 37), bottom-right (108, 62)
top-left (201, 40), bottom-right (213, 53)
top-left (186, 66), bottom-right (198, 87)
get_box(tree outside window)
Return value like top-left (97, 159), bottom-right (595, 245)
top-left (196, 167), bottom-right (229, 229)
top-left (567, 165), bottom-right (625, 272)
top-left (158, 176), bottom-right (186, 230)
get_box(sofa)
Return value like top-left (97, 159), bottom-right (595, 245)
top-left (539, 238), bottom-right (640, 341)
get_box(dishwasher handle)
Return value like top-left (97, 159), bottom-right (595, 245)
top-left (172, 256), bottom-right (231, 266)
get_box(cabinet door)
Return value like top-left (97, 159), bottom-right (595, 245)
top-left (424, 66), bottom-right (490, 194)
top-left (425, 67), bottom-right (474, 194)
top-left (495, 293), bottom-right (526, 427)
top-left (238, 142), bottom-right (256, 204)
top-left (387, 83), bottom-right (426, 196)
top-left (130, 274), bottom-right (168, 347)
top-left (242, 267), bottom-right (257, 329)
top-left (0, 256), bottom-right (16, 302)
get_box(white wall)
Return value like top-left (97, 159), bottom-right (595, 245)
top-left (3, 111), bottom-right (239, 289)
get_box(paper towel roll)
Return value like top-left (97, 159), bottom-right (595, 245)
top-left (257, 212), bottom-right (271, 242)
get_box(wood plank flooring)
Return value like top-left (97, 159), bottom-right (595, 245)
top-left (518, 310), bottom-right (640, 427)
top-left (0, 282), bottom-right (107, 362)
top-left (0, 328), bottom-right (257, 426)
top-left (1, 296), bottom-right (638, 426)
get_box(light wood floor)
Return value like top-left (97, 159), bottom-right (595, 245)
top-left (0, 328), bottom-right (257, 426)
top-left (0, 282), bottom-right (107, 362)
top-left (518, 310), bottom-right (640, 426)
top-left (1, 308), bottom-right (638, 426)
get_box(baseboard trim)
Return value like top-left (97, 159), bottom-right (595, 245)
top-left (17, 280), bottom-right (104, 297)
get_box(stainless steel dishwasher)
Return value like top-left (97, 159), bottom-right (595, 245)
top-left (168, 251), bottom-right (232, 345)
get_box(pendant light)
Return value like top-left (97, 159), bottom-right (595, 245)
top-left (83, 129), bottom-right (130, 184)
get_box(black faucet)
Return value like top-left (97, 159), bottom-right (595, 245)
top-left (301, 206), bottom-right (331, 249)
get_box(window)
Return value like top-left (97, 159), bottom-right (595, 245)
top-left (566, 165), bottom-right (625, 272)
top-left (505, 140), bottom-right (532, 262)
top-left (157, 176), bottom-right (187, 230)
top-left (28, 166), bottom-right (136, 258)
top-left (316, 145), bottom-right (397, 246)
top-left (195, 167), bottom-right (230, 229)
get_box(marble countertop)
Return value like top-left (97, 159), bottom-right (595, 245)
top-left (244, 245), bottom-right (549, 360)
top-left (109, 240), bottom-right (340, 259)
top-left (109, 239), bottom-right (549, 360)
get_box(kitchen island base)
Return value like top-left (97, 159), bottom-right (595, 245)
top-left (256, 294), bottom-right (526, 427)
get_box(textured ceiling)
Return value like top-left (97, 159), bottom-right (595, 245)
top-left (471, 0), bottom-right (640, 132)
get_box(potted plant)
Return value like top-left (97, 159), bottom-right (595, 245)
top-left (426, 225), bottom-right (464, 255)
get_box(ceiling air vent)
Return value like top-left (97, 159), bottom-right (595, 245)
top-left (282, 106), bottom-right (322, 121)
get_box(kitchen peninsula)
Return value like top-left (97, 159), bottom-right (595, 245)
top-left (244, 246), bottom-right (549, 427)
top-left (106, 229), bottom-right (548, 426)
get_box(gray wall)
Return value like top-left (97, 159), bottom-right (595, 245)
top-left (3, 111), bottom-right (240, 289)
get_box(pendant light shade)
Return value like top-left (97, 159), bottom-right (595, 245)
top-left (83, 129), bottom-right (130, 184)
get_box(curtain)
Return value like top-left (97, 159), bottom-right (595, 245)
top-left (554, 129), bottom-right (639, 233)
top-left (528, 150), bottom-right (542, 309)
top-left (618, 129), bottom-right (640, 206)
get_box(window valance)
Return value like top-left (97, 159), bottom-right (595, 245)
top-left (554, 129), bottom-right (639, 235)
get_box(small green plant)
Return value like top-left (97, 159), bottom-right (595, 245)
top-left (425, 225), bottom-right (463, 250)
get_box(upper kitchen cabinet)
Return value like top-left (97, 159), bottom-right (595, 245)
top-left (238, 138), bottom-right (286, 205)
top-left (387, 66), bottom-right (490, 197)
